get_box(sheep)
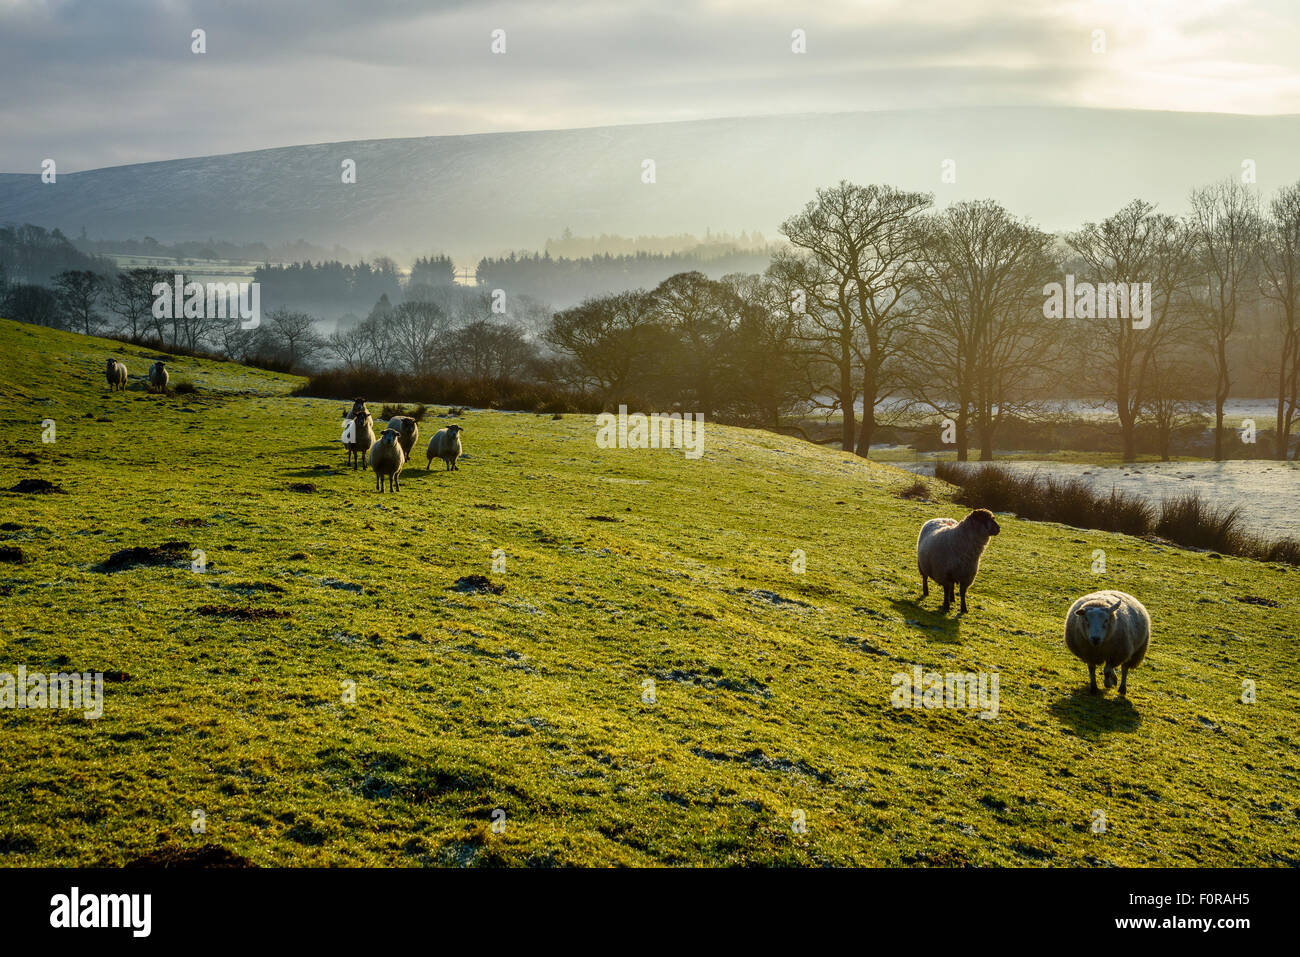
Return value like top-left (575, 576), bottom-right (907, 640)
top-left (343, 408), bottom-right (376, 470)
top-left (916, 508), bottom-right (1001, 614)
top-left (369, 428), bottom-right (405, 492)
top-left (426, 424), bottom-right (464, 471)
top-left (387, 415), bottom-right (419, 460)
top-left (349, 397), bottom-right (368, 417)
top-left (1065, 591), bottom-right (1150, 696)
top-left (105, 358), bottom-right (127, 392)
top-left (147, 361), bottom-right (169, 394)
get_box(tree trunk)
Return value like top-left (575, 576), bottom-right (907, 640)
top-left (1277, 333), bottom-right (1295, 459)
top-left (839, 358), bottom-right (855, 453)
top-left (854, 366), bottom-right (876, 457)
top-left (955, 408), bottom-right (969, 462)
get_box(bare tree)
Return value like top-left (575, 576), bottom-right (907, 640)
top-left (266, 307), bottom-right (324, 370)
top-left (54, 270), bottom-right (104, 336)
top-left (1069, 200), bottom-right (1197, 462)
top-left (776, 181), bottom-right (932, 455)
top-left (1145, 349), bottom-right (1212, 461)
top-left (386, 299), bottom-right (447, 376)
top-left (1188, 180), bottom-right (1262, 461)
top-left (1258, 181), bottom-right (1300, 459)
top-left (907, 200), bottom-right (1062, 460)
top-left (545, 291), bottom-right (663, 402)
top-left (107, 268), bottom-right (166, 342)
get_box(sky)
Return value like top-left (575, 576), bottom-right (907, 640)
top-left (1, 0), bottom-right (1298, 172)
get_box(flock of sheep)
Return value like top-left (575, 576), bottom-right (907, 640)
top-left (104, 356), bottom-right (169, 394)
top-left (341, 398), bottom-right (463, 492)
top-left (101, 357), bottom-right (1147, 696)
top-left (917, 508), bottom-right (1151, 696)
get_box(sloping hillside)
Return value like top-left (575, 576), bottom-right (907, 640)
top-left (0, 318), bottom-right (1296, 866)
top-left (4, 108), bottom-right (1300, 260)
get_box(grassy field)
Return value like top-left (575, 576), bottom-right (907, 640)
top-left (0, 317), bottom-right (1297, 867)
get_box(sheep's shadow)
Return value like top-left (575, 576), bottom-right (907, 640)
top-left (1049, 687), bottom-right (1142, 738)
top-left (888, 597), bottom-right (963, 643)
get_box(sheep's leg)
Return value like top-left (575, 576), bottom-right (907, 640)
top-left (959, 582), bottom-right (969, 614)
top-left (1103, 665), bottom-right (1117, 689)
top-left (1118, 665), bottom-right (1129, 697)
top-left (921, 575), bottom-right (929, 599)
top-left (1088, 665), bottom-right (1099, 694)
top-left (941, 583), bottom-right (953, 612)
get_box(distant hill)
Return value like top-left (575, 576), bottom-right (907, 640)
top-left (3, 107), bottom-right (1300, 263)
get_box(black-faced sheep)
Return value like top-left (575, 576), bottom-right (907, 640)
top-left (147, 361), bottom-right (169, 394)
top-left (387, 415), bottom-right (419, 460)
top-left (105, 358), bottom-right (127, 392)
top-left (916, 508), bottom-right (1001, 614)
top-left (426, 425), bottom-right (464, 471)
top-left (369, 428), bottom-right (405, 492)
top-left (1065, 590), bottom-right (1150, 696)
top-left (343, 409), bottom-right (376, 470)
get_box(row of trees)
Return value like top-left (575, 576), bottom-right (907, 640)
top-left (545, 180), bottom-right (1300, 461)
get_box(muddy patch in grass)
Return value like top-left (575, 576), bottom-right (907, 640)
top-left (0, 546), bottom-right (24, 564)
top-left (221, 581), bottom-right (287, 595)
top-left (1234, 595), bottom-right (1279, 608)
top-left (124, 844), bottom-right (255, 868)
top-left (95, 541), bottom-right (191, 572)
top-left (690, 747), bottom-right (831, 783)
top-left (451, 575), bottom-right (506, 595)
top-left (7, 479), bottom-right (65, 494)
top-left (287, 482), bottom-right (318, 493)
top-left (196, 604), bottom-right (291, 622)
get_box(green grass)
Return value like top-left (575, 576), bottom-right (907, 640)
top-left (1, 317), bottom-right (1297, 867)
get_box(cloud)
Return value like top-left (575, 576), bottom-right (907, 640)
top-left (1, 0), bottom-right (1297, 171)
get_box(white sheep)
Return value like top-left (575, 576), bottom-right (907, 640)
top-left (916, 508), bottom-right (1001, 614)
top-left (1065, 590), bottom-right (1150, 696)
top-left (147, 361), bottom-right (169, 394)
top-left (343, 409), bottom-right (376, 470)
top-left (105, 358), bottom-right (127, 392)
top-left (426, 424), bottom-right (464, 471)
top-left (387, 415), bottom-right (419, 460)
top-left (369, 428), bottom-right (405, 492)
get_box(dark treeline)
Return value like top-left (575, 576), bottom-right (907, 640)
top-left (73, 234), bottom-right (360, 265)
top-left (1, 224), bottom-right (112, 285)
top-left (252, 259), bottom-right (406, 313)
top-left (475, 248), bottom-right (777, 309)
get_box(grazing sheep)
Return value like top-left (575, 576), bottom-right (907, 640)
top-left (916, 508), bottom-right (1001, 614)
top-left (1065, 591), bottom-right (1150, 696)
top-left (105, 358), bottom-right (127, 392)
top-left (343, 408), bottom-right (376, 470)
top-left (387, 415), bottom-right (419, 460)
top-left (426, 424), bottom-right (464, 471)
top-left (369, 428), bottom-right (405, 492)
top-left (147, 361), bottom-right (169, 394)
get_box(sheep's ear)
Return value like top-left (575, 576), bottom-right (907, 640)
top-left (1075, 608), bottom-right (1087, 616)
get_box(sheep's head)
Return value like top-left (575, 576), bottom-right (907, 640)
top-left (448, 425), bottom-right (463, 436)
top-left (967, 508), bottom-right (1000, 536)
top-left (1075, 598), bottom-right (1123, 645)
top-left (351, 398), bottom-right (367, 414)
top-left (106, 358), bottom-right (116, 369)
top-left (380, 429), bottom-right (398, 443)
